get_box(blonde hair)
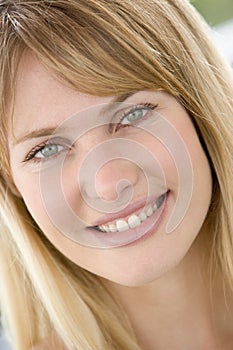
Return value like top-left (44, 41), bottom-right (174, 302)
top-left (0, 0), bottom-right (233, 349)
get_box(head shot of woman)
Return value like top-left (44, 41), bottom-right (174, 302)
top-left (0, 1), bottom-right (233, 349)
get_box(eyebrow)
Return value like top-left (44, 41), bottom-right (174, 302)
top-left (13, 92), bottom-right (137, 145)
top-left (13, 127), bottom-right (61, 145)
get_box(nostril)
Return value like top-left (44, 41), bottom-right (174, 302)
top-left (116, 178), bottom-right (134, 195)
top-left (93, 160), bottom-right (139, 201)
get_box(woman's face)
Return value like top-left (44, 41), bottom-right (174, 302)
top-left (8, 54), bottom-right (212, 286)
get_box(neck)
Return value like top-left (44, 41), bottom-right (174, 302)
top-left (105, 232), bottom-right (233, 350)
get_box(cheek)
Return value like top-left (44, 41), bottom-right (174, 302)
top-left (165, 117), bottom-right (213, 245)
top-left (137, 112), bottom-right (213, 239)
top-left (127, 130), bottom-right (179, 190)
top-left (12, 171), bottom-right (53, 232)
top-left (14, 174), bottom-right (39, 207)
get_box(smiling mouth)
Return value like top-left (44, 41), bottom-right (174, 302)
top-left (91, 192), bottom-right (167, 233)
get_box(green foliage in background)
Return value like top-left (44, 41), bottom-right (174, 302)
top-left (192, 0), bottom-right (233, 25)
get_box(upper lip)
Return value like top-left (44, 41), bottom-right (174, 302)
top-left (89, 191), bottom-right (167, 227)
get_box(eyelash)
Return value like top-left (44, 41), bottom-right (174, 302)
top-left (23, 140), bottom-right (72, 163)
top-left (23, 102), bottom-right (158, 163)
top-left (110, 102), bottom-right (158, 133)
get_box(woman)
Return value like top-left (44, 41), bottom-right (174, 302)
top-left (0, 1), bottom-right (233, 349)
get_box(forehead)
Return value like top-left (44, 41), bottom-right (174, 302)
top-left (12, 53), bottom-right (111, 133)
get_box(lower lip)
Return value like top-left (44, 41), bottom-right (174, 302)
top-left (80, 191), bottom-right (171, 249)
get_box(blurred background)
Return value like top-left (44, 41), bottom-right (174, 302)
top-left (193, 0), bottom-right (233, 25)
top-left (192, 0), bottom-right (233, 66)
top-left (0, 1), bottom-right (232, 350)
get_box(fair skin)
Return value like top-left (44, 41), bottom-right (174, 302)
top-left (8, 53), bottom-right (233, 349)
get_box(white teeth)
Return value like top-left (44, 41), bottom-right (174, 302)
top-left (128, 214), bottom-right (141, 228)
top-left (98, 193), bottom-right (166, 233)
top-left (139, 212), bottom-right (147, 221)
top-left (109, 224), bottom-right (117, 232)
top-left (99, 225), bottom-right (110, 232)
top-left (153, 202), bottom-right (158, 211)
top-left (102, 225), bottom-right (110, 232)
top-left (116, 220), bottom-right (129, 232)
top-left (146, 206), bottom-right (153, 217)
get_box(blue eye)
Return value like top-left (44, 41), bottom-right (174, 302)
top-left (111, 102), bottom-right (157, 133)
top-left (35, 144), bottom-right (66, 159)
top-left (24, 139), bottom-right (72, 163)
top-left (120, 108), bottom-right (148, 125)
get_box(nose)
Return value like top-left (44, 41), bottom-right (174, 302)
top-left (80, 158), bottom-right (139, 202)
top-left (95, 159), bottom-right (139, 201)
